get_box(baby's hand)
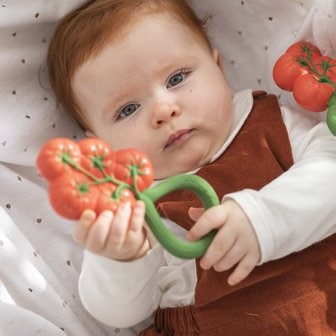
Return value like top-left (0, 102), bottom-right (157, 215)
top-left (187, 199), bottom-right (260, 286)
top-left (73, 201), bottom-right (150, 261)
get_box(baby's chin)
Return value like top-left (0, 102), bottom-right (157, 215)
top-left (154, 158), bottom-right (209, 180)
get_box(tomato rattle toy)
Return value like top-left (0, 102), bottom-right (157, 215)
top-left (273, 41), bottom-right (336, 135)
top-left (36, 137), bottom-right (219, 259)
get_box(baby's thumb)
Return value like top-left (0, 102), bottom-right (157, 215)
top-left (188, 207), bottom-right (205, 222)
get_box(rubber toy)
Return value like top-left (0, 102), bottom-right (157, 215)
top-left (273, 41), bottom-right (336, 135)
top-left (36, 137), bottom-right (219, 259)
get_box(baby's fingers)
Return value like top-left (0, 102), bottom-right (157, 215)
top-left (211, 240), bottom-right (245, 272)
top-left (86, 210), bottom-right (113, 253)
top-left (187, 205), bottom-right (228, 241)
top-left (73, 209), bottom-right (96, 245)
top-left (129, 201), bottom-right (146, 233)
top-left (199, 227), bottom-right (235, 270)
top-left (188, 207), bottom-right (204, 222)
top-left (108, 202), bottom-right (132, 246)
top-left (227, 254), bottom-right (258, 286)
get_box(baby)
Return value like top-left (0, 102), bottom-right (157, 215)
top-left (47, 0), bottom-right (336, 334)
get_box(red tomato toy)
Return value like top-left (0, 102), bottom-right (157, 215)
top-left (111, 148), bottom-right (154, 192)
top-left (36, 138), bottom-right (154, 220)
top-left (293, 73), bottom-right (334, 112)
top-left (273, 53), bottom-right (310, 91)
top-left (273, 41), bottom-right (336, 135)
top-left (36, 138), bottom-right (82, 181)
top-left (96, 183), bottom-right (136, 214)
top-left (49, 171), bottom-right (99, 220)
top-left (285, 41), bottom-right (321, 58)
top-left (36, 138), bottom-right (222, 259)
top-left (79, 138), bottom-right (116, 179)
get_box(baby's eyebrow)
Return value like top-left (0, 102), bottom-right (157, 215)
top-left (101, 86), bottom-right (133, 119)
top-left (159, 56), bottom-right (198, 74)
top-left (101, 97), bottom-right (121, 119)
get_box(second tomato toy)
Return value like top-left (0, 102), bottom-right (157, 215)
top-left (273, 41), bottom-right (336, 135)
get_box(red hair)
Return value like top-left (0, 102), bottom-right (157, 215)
top-left (47, 0), bottom-right (211, 129)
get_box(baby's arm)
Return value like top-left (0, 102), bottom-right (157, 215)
top-left (224, 106), bottom-right (336, 266)
top-left (75, 201), bottom-right (165, 328)
top-left (78, 246), bottom-right (164, 328)
top-left (188, 105), bottom-right (336, 286)
top-left (232, 106), bottom-right (336, 263)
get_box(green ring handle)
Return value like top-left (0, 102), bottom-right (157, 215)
top-left (137, 174), bottom-right (220, 259)
top-left (327, 94), bottom-right (336, 136)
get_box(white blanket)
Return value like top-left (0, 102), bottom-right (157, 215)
top-left (0, 0), bottom-right (334, 335)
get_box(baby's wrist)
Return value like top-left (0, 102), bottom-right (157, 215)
top-left (124, 239), bottom-right (151, 261)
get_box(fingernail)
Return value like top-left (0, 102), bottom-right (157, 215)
top-left (228, 278), bottom-right (236, 286)
top-left (121, 202), bottom-right (131, 209)
top-left (102, 210), bottom-right (113, 219)
top-left (200, 259), bottom-right (210, 270)
top-left (187, 232), bottom-right (194, 241)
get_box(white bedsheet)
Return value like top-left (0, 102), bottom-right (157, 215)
top-left (0, 0), bottom-right (334, 335)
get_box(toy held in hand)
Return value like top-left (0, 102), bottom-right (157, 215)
top-left (36, 138), bottom-right (151, 219)
top-left (36, 137), bottom-right (220, 259)
top-left (273, 41), bottom-right (336, 135)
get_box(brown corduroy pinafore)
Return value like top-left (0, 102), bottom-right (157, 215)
top-left (140, 92), bottom-right (336, 336)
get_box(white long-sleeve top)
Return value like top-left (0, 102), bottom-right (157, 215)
top-left (78, 90), bottom-right (336, 328)
top-left (0, 1), bottom-right (335, 336)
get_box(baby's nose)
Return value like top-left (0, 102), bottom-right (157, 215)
top-left (151, 99), bottom-right (181, 127)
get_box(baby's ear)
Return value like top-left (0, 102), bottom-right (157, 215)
top-left (85, 130), bottom-right (96, 138)
top-left (212, 48), bottom-right (225, 71)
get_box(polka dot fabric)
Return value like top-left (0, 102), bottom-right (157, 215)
top-left (0, 0), bottom-right (335, 335)
top-left (0, 1), bottom-right (85, 166)
top-left (190, 0), bottom-right (335, 104)
top-left (0, 1), bottom-right (147, 335)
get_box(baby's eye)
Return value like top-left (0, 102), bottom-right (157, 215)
top-left (167, 70), bottom-right (187, 88)
top-left (117, 103), bottom-right (140, 120)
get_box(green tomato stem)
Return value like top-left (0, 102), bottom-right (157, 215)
top-left (61, 152), bottom-right (99, 181)
top-left (302, 45), bottom-right (321, 78)
top-left (61, 151), bottom-right (132, 187)
top-left (298, 44), bottom-right (336, 89)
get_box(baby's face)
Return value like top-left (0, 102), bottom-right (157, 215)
top-left (73, 13), bottom-right (233, 179)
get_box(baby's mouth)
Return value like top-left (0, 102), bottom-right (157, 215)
top-left (165, 129), bottom-right (194, 149)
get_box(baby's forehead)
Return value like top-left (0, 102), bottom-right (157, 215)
top-left (105, 11), bottom-right (190, 38)
top-left (103, 11), bottom-right (210, 55)
top-left (70, 3), bottom-right (211, 71)
top-left (82, 14), bottom-right (204, 71)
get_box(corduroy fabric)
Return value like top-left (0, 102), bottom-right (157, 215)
top-left (140, 92), bottom-right (336, 335)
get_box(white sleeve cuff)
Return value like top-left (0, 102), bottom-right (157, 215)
top-left (79, 244), bottom-right (165, 328)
